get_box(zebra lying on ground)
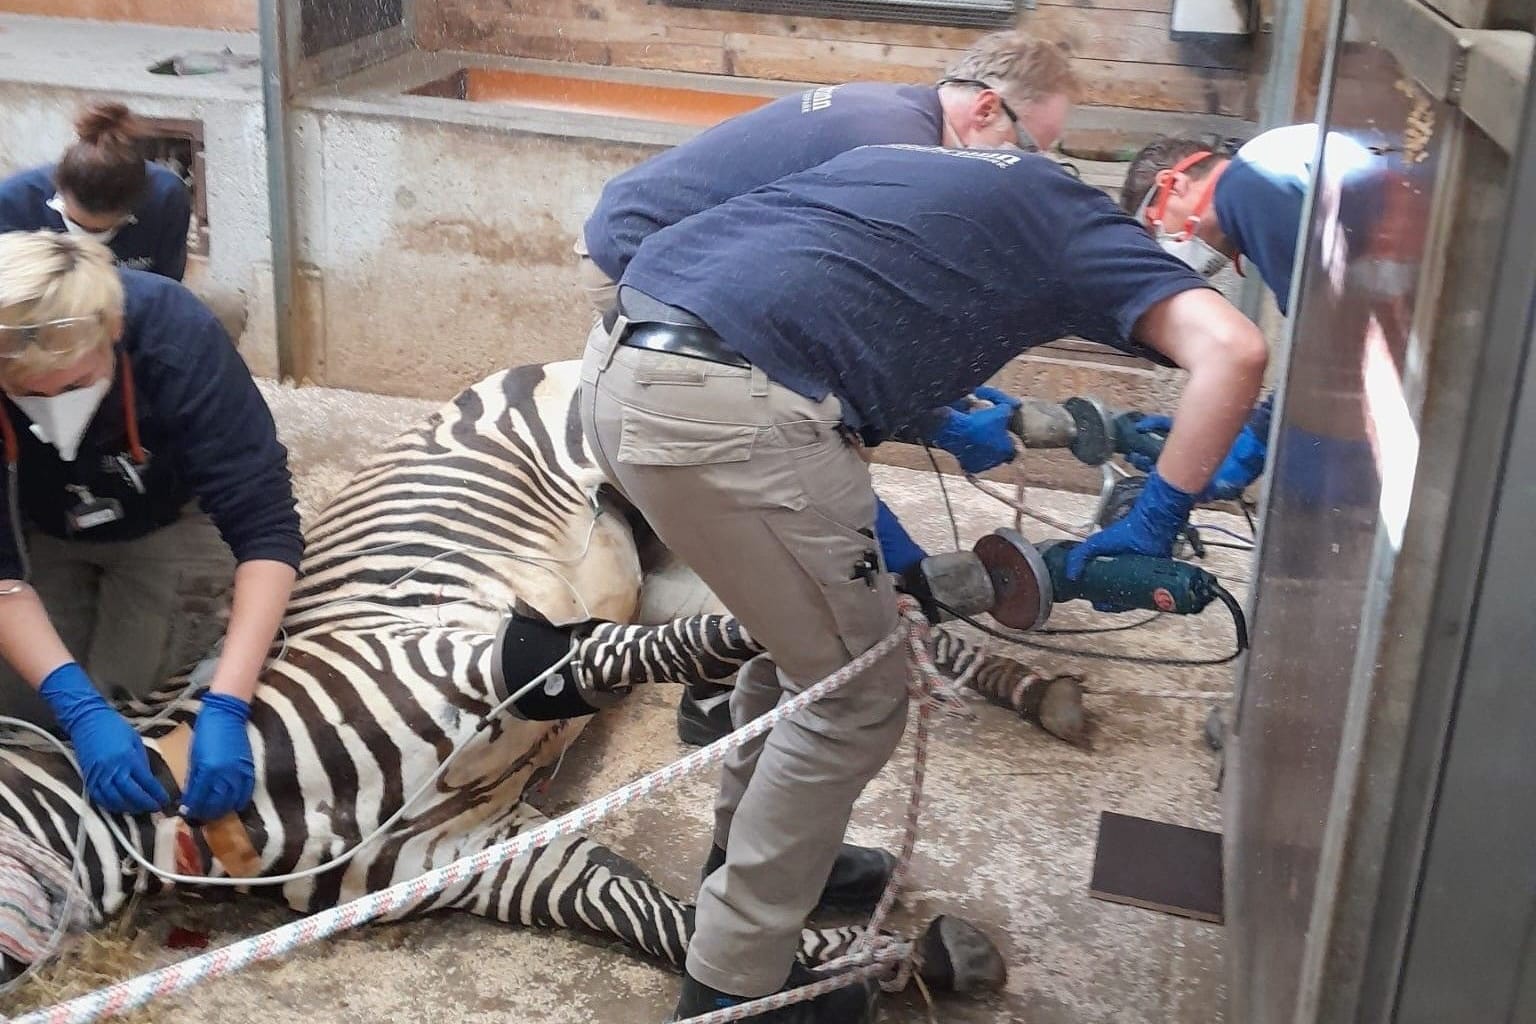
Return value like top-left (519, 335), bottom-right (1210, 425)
top-left (0, 360), bottom-right (1071, 1002)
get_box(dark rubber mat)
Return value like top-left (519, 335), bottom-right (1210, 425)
top-left (1089, 811), bottom-right (1224, 924)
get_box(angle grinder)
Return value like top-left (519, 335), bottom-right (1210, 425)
top-left (1010, 396), bottom-right (1167, 468)
top-left (903, 528), bottom-right (1221, 630)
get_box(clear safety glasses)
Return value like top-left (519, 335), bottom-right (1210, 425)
top-left (937, 77), bottom-right (1040, 153)
top-left (0, 314), bottom-right (106, 360)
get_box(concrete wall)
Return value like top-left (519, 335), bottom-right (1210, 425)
top-left (0, 75), bottom-right (278, 375)
top-left (288, 108), bottom-right (646, 389)
top-left (0, 16), bottom-right (1213, 493)
top-left (281, 99), bottom-right (1196, 493)
top-left (0, 0), bottom-right (255, 31)
top-left (418, 0), bottom-right (1254, 116)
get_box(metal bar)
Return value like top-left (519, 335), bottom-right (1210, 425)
top-left (259, 0), bottom-right (301, 382)
top-left (1383, 55), bottom-right (1536, 1023)
top-left (1254, 0), bottom-right (1329, 124)
top-left (1351, 0), bottom-right (1472, 101)
top-left (1302, 120), bottom-right (1513, 1024)
top-left (1460, 30), bottom-right (1534, 152)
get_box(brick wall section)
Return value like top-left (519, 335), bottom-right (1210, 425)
top-left (419, 0), bottom-right (1252, 115)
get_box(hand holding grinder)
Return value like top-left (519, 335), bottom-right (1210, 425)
top-left (894, 390), bottom-right (1233, 631)
top-left (903, 530), bottom-right (1222, 629)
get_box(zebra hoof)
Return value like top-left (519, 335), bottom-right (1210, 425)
top-left (1037, 676), bottom-right (1087, 748)
top-left (913, 915), bottom-right (1007, 994)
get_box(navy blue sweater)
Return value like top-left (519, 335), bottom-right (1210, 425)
top-left (0, 271), bottom-right (302, 579)
top-left (0, 163), bottom-right (191, 281)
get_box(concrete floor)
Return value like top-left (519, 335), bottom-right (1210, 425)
top-left (4, 382), bottom-right (1250, 1024)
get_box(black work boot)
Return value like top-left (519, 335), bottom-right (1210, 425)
top-left (672, 961), bottom-right (878, 1023)
top-left (677, 683), bottom-right (735, 746)
top-left (702, 843), bottom-right (897, 915)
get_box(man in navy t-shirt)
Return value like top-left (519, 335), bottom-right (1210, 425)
top-left (0, 162), bottom-right (191, 282)
top-left (582, 144), bottom-right (1266, 1021)
top-left (577, 30), bottom-right (1078, 316)
top-left (579, 30), bottom-right (1077, 753)
top-left (1116, 124), bottom-right (1380, 501)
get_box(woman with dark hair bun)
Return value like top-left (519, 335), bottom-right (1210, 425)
top-left (0, 101), bottom-right (192, 281)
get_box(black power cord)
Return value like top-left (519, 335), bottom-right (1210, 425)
top-left (934, 580), bottom-right (1250, 668)
top-left (1037, 613), bottom-right (1162, 636)
top-left (924, 443), bottom-right (963, 553)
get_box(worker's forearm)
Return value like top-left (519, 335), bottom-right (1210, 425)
top-left (207, 560), bottom-right (297, 704)
top-left (1157, 355), bottom-right (1264, 494)
top-left (0, 584), bottom-right (74, 687)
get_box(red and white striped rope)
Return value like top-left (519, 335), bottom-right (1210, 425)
top-left (14, 600), bottom-right (949, 1024)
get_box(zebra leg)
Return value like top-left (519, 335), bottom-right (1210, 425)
top-left (568, 615), bottom-right (758, 696)
top-left (929, 627), bottom-right (1089, 747)
top-left (453, 831), bottom-right (694, 965)
top-left (492, 613), bottom-right (761, 719)
top-left (446, 819), bottom-right (1005, 995)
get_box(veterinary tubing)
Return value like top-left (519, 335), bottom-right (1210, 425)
top-left (17, 600), bottom-right (953, 1024)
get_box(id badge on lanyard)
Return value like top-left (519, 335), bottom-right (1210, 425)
top-left (2, 354), bottom-right (148, 536)
top-left (64, 483), bottom-right (124, 534)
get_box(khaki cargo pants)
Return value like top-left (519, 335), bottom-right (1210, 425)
top-left (580, 323), bottom-right (910, 997)
top-left (0, 507), bottom-right (235, 724)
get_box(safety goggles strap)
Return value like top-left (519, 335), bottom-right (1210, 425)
top-left (1148, 150), bottom-right (1214, 237)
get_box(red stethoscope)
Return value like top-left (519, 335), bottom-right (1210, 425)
top-left (0, 353), bottom-right (146, 470)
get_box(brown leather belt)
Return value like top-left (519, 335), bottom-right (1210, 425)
top-left (152, 724), bottom-right (263, 878)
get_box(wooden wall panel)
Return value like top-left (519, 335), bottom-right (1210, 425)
top-left (421, 0), bottom-right (1254, 115)
top-left (0, 0), bottom-right (256, 31)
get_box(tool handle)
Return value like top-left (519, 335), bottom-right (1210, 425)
top-left (1043, 543), bottom-right (1216, 615)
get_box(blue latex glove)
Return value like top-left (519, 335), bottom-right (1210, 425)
top-left (923, 386), bottom-right (1021, 475)
top-left (1125, 414), bottom-right (1173, 475)
top-left (1204, 424), bottom-right (1268, 501)
top-left (1127, 398), bottom-right (1272, 502)
top-left (1065, 470), bottom-right (1197, 582)
top-left (39, 663), bottom-right (169, 815)
top-left (181, 693), bottom-right (256, 823)
top-left (875, 498), bottom-right (927, 575)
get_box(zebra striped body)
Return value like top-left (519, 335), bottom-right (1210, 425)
top-left (0, 361), bottom-right (1020, 991)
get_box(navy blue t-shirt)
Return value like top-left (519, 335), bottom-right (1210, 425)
top-left (1215, 123), bottom-right (1386, 316)
top-left (0, 271), bottom-right (302, 580)
top-left (0, 163), bottom-right (192, 281)
top-left (1213, 124), bottom-right (1318, 315)
top-left (584, 83), bottom-right (943, 283)
top-left (623, 144), bottom-right (1212, 439)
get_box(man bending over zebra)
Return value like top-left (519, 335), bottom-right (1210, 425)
top-left (0, 360), bottom-right (1076, 1010)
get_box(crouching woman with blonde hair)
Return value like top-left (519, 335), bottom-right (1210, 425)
top-left (0, 231), bottom-right (301, 821)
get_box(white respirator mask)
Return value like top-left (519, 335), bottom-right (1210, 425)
top-left (46, 193), bottom-right (131, 246)
top-left (10, 377), bottom-right (112, 463)
top-left (1134, 152), bottom-right (1231, 279)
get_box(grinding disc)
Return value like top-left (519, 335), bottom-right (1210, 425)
top-left (1063, 396), bottom-right (1113, 466)
top-left (972, 528), bottom-right (1053, 631)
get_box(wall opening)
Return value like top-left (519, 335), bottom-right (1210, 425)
top-left (139, 116), bottom-right (208, 259)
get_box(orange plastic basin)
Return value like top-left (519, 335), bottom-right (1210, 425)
top-left (409, 69), bottom-right (775, 127)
